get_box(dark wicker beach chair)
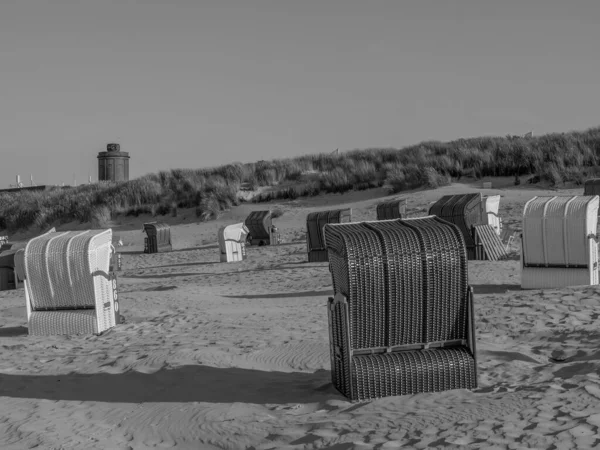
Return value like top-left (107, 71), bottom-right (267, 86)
top-left (375, 199), bottom-right (407, 220)
top-left (323, 216), bottom-right (478, 401)
top-left (306, 208), bottom-right (352, 262)
top-left (584, 178), bottom-right (600, 197)
top-left (143, 222), bottom-right (172, 253)
top-left (244, 210), bottom-right (279, 246)
top-left (428, 193), bottom-right (483, 259)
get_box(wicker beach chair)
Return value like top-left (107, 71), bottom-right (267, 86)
top-left (23, 229), bottom-right (120, 336)
top-left (375, 199), bottom-right (407, 220)
top-left (429, 193), bottom-right (483, 259)
top-left (0, 228), bottom-right (55, 291)
top-left (583, 178), bottom-right (600, 197)
top-left (244, 211), bottom-right (279, 246)
top-left (218, 223), bottom-right (249, 262)
top-left (521, 196), bottom-right (599, 289)
top-left (306, 208), bottom-right (352, 262)
top-left (143, 222), bottom-right (172, 253)
top-left (324, 216), bottom-right (478, 401)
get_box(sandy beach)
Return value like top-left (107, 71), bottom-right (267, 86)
top-left (1, 178), bottom-right (600, 449)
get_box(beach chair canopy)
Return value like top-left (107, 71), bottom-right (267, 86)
top-left (522, 195), bottom-right (599, 268)
top-left (323, 216), bottom-right (477, 401)
top-left (218, 223), bottom-right (249, 252)
top-left (375, 199), bottom-right (407, 220)
top-left (244, 211), bottom-right (272, 240)
top-left (482, 195), bottom-right (501, 234)
top-left (584, 178), bottom-right (600, 196)
top-left (24, 229), bottom-right (117, 335)
top-left (428, 193), bottom-right (483, 251)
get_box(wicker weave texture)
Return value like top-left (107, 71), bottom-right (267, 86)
top-left (24, 229), bottom-right (116, 335)
top-left (29, 310), bottom-right (98, 336)
top-left (428, 193), bottom-right (483, 254)
top-left (584, 178), bottom-right (600, 196)
top-left (306, 209), bottom-right (352, 262)
top-left (244, 211), bottom-right (272, 241)
top-left (376, 199), bottom-right (407, 220)
top-left (324, 216), bottom-right (476, 401)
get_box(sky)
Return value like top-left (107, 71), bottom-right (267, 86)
top-left (1, 0), bottom-right (600, 187)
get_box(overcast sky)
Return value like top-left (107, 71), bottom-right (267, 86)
top-left (1, 0), bottom-right (599, 186)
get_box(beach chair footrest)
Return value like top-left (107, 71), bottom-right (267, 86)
top-left (28, 310), bottom-right (98, 336)
top-left (337, 346), bottom-right (477, 401)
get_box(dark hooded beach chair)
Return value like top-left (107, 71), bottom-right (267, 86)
top-left (428, 193), bottom-right (483, 259)
top-left (323, 216), bottom-right (478, 401)
top-left (306, 208), bottom-right (352, 262)
top-left (584, 178), bottom-right (600, 197)
top-left (244, 210), bottom-right (279, 246)
top-left (143, 222), bottom-right (172, 253)
top-left (375, 199), bottom-right (407, 220)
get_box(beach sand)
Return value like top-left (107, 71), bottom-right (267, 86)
top-left (1, 178), bottom-right (600, 449)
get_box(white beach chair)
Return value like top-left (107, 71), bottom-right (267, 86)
top-left (482, 195), bottom-right (501, 235)
top-left (521, 196), bottom-right (599, 289)
top-left (23, 229), bottom-right (119, 336)
top-left (218, 223), bottom-right (249, 262)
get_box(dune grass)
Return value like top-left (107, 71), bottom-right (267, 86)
top-left (1, 126), bottom-right (599, 232)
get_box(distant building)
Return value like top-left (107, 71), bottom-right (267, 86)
top-left (97, 143), bottom-right (130, 182)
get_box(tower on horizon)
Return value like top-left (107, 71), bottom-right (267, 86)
top-left (97, 143), bottom-right (130, 182)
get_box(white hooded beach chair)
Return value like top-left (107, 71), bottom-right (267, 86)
top-left (218, 223), bottom-right (249, 262)
top-left (521, 196), bottom-right (599, 289)
top-left (482, 195), bottom-right (501, 235)
top-left (23, 229), bottom-right (119, 336)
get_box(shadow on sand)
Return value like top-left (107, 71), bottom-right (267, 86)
top-left (0, 326), bottom-right (28, 337)
top-left (472, 284), bottom-right (522, 294)
top-left (222, 289), bottom-right (333, 299)
top-left (0, 365), bottom-right (340, 404)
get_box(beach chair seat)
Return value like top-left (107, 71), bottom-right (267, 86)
top-left (244, 211), bottom-right (279, 246)
top-left (375, 199), bottom-right (407, 220)
top-left (24, 229), bottom-right (120, 336)
top-left (324, 216), bottom-right (477, 401)
top-left (143, 222), bottom-right (172, 253)
top-left (306, 208), bottom-right (352, 262)
top-left (521, 196), bottom-right (599, 289)
top-left (218, 223), bottom-right (249, 262)
top-left (428, 193), bottom-right (483, 259)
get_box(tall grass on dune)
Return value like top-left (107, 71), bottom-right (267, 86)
top-left (2, 126), bottom-right (600, 232)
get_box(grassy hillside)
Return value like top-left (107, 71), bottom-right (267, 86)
top-left (1, 126), bottom-right (600, 232)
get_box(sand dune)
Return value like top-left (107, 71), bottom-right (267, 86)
top-left (1, 178), bottom-right (600, 449)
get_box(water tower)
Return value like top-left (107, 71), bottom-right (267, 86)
top-left (97, 143), bottom-right (130, 182)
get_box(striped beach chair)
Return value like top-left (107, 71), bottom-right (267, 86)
top-left (324, 216), bottom-right (478, 401)
top-left (23, 229), bottom-right (120, 336)
top-left (521, 196), bottom-right (599, 289)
